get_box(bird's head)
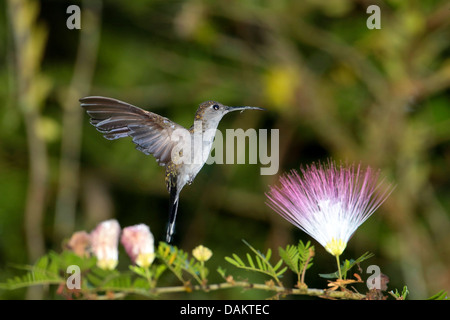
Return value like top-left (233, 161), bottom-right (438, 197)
top-left (194, 101), bottom-right (265, 125)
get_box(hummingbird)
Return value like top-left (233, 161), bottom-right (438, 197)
top-left (80, 96), bottom-right (265, 243)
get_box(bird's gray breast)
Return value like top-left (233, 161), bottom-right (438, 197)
top-left (176, 129), bottom-right (217, 189)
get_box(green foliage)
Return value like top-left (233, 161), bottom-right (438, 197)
top-left (319, 252), bottom-right (374, 280)
top-left (57, 250), bottom-right (97, 271)
top-left (0, 243), bottom-right (209, 299)
top-left (225, 240), bottom-right (294, 287)
top-left (389, 286), bottom-right (409, 300)
top-left (0, 241), bottom-right (438, 300)
top-left (86, 267), bottom-right (133, 292)
top-left (157, 242), bottom-right (205, 285)
top-left (2, 0), bottom-right (450, 301)
top-left (426, 290), bottom-right (448, 300)
top-left (216, 266), bottom-right (227, 279)
top-left (0, 251), bottom-right (100, 291)
top-left (0, 253), bottom-right (63, 290)
top-left (278, 240), bottom-right (314, 284)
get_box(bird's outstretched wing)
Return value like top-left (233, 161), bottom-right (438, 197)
top-left (80, 96), bottom-right (183, 166)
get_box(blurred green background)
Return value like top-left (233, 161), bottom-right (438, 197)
top-left (1, 0), bottom-right (449, 299)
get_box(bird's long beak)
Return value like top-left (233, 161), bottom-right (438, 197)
top-left (225, 105), bottom-right (266, 113)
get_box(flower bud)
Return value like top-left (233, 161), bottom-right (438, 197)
top-left (67, 231), bottom-right (91, 258)
top-left (192, 245), bottom-right (212, 262)
top-left (121, 224), bottom-right (155, 268)
top-left (90, 219), bottom-right (121, 270)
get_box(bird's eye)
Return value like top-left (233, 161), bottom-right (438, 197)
top-left (212, 104), bottom-right (220, 110)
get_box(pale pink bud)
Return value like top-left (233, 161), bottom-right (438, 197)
top-left (121, 224), bottom-right (155, 268)
top-left (67, 231), bottom-right (91, 258)
top-left (90, 219), bottom-right (121, 270)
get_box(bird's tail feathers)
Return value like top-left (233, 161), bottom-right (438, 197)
top-left (166, 185), bottom-right (179, 243)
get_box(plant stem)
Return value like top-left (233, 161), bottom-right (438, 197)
top-left (336, 254), bottom-right (342, 280)
top-left (300, 247), bottom-right (314, 284)
top-left (144, 267), bottom-right (153, 286)
top-left (200, 261), bottom-right (205, 281)
top-left (144, 281), bottom-right (365, 300)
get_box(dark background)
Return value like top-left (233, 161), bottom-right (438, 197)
top-left (1, 0), bottom-right (449, 299)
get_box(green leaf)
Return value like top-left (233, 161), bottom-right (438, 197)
top-left (216, 267), bottom-right (227, 279)
top-left (318, 271), bottom-right (339, 279)
top-left (152, 264), bottom-right (167, 280)
top-left (297, 241), bottom-right (314, 269)
top-left (265, 248), bottom-right (272, 261)
top-left (102, 273), bottom-right (132, 290)
top-left (86, 267), bottom-right (119, 287)
top-left (276, 266), bottom-right (288, 277)
top-left (224, 256), bottom-right (241, 267)
top-left (129, 265), bottom-right (148, 278)
top-left (133, 277), bottom-right (150, 290)
top-left (34, 255), bottom-right (49, 274)
top-left (427, 290), bottom-right (448, 300)
top-left (279, 245), bottom-right (299, 274)
top-left (319, 252), bottom-right (374, 280)
top-left (58, 250), bottom-right (96, 271)
top-left (224, 240), bottom-right (285, 287)
top-left (341, 252), bottom-right (374, 279)
top-left (246, 253), bottom-right (255, 269)
top-left (232, 253), bottom-right (245, 266)
top-left (0, 253), bottom-right (64, 290)
top-left (256, 255), bottom-right (264, 271)
top-left (273, 259), bottom-right (283, 272)
top-left (156, 242), bottom-right (203, 284)
top-left (279, 240), bottom-right (314, 282)
top-left (390, 286), bottom-right (409, 300)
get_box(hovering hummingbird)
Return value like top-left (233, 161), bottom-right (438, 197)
top-left (80, 96), bottom-right (265, 242)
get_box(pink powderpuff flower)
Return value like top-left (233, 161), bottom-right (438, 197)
top-left (90, 219), bottom-right (121, 270)
top-left (266, 161), bottom-right (393, 257)
top-left (121, 224), bottom-right (155, 268)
